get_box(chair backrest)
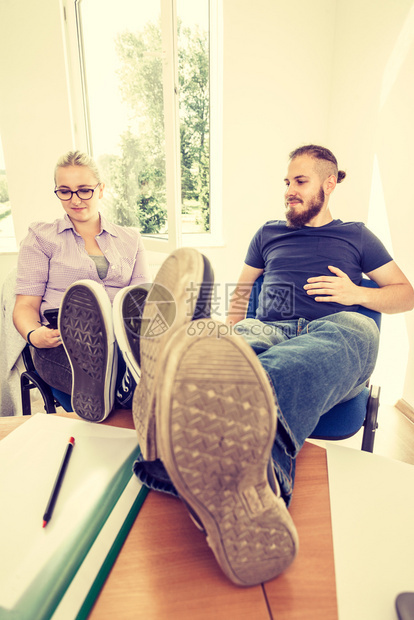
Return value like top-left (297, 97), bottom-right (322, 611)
top-left (247, 275), bottom-right (381, 328)
top-left (356, 279), bottom-right (381, 329)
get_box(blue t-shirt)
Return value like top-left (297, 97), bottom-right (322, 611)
top-left (245, 219), bottom-right (392, 322)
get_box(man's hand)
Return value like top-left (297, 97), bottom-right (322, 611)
top-left (29, 326), bottom-right (62, 348)
top-left (304, 266), bottom-right (361, 305)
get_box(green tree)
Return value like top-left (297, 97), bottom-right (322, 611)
top-left (178, 23), bottom-right (210, 229)
top-left (137, 168), bottom-right (167, 233)
top-left (114, 24), bottom-right (167, 233)
top-left (115, 26), bottom-right (165, 153)
top-left (112, 18), bottom-right (210, 234)
top-left (101, 132), bottom-right (139, 227)
top-left (0, 174), bottom-right (9, 203)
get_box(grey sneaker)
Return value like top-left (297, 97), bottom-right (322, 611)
top-left (113, 283), bottom-right (151, 384)
top-left (132, 247), bottom-right (214, 460)
top-left (59, 280), bottom-right (117, 422)
top-left (156, 319), bottom-right (299, 586)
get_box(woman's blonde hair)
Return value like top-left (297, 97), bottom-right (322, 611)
top-left (54, 150), bottom-right (102, 184)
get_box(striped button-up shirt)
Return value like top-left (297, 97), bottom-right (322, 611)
top-left (15, 213), bottom-right (150, 320)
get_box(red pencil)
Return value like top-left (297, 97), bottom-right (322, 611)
top-left (42, 437), bottom-right (75, 528)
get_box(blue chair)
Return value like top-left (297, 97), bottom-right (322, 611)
top-left (20, 344), bottom-right (72, 415)
top-left (247, 276), bottom-right (381, 452)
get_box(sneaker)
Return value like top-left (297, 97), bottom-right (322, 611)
top-left (156, 319), bottom-right (299, 586)
top-left (58, 280), bottom-right (117, 422)
top-left (113, 283), bottom-right (152, 384)
top-left (132, 248), bottom-right (214, 460)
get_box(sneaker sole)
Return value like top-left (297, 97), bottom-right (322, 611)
top-left (59, 280), bottom-right (116, 422)
top-left (133, 248), bottom-right (213, 460)
top-left (156, 320), bottom-right (299, 586)
top-left (113, 283), bottom-right (151, 384)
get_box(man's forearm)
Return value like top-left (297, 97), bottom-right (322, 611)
top-left (359, 283), bottom-right (414, 314)
top-left (226, 284), bottom-right (254, 326)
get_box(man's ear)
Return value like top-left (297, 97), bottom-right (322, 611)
top-left (324, 174), bottom-right (337, 196)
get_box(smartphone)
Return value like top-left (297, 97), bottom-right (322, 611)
top-left (43, 308), bottom-right (59, 330)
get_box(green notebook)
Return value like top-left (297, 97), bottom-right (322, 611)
top-left (0, 414), bottom-right (148, 620)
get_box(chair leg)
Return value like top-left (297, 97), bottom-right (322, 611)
top-left (21, 375), bottom-right (33, 415)
top-left (20, 371), bottom-right (57, 415)
top-left (361, 385), bottom-right (380, 452)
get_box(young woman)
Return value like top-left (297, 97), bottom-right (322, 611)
top-left (13, 150), bottom-right (151, 418)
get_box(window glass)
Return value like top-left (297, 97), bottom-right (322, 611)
top-left (177, 0), bottom-right (210, 234)
top-left (79, 0), bottom-right (210, 240)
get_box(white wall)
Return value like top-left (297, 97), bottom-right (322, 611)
top-left (0, 0), bottom-right (413, 404)
top-left (211, 0), bottom-right (336, 285)
top-left (328, 0), bottom-right (414, 405)
top-left (0, 0), bottom-right (73, 244)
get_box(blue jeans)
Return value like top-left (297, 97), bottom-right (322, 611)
top-left (134, 311), bottom-right (379, 506)
top-left (234, 311), bottom-right (380, 504)
top-left (33, 344), bottom-right (136, 409)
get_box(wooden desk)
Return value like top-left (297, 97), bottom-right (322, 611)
top-left (0, 412), bottom-right (337, 619)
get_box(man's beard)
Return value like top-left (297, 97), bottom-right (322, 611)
top-left (285, 187), bottom-right (325, 228)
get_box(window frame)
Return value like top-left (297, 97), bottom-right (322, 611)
top-left (62, 0), bottom-right (222, 253)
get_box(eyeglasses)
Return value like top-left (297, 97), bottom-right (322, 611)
top-left (54, 183), bottom-right (100, 201)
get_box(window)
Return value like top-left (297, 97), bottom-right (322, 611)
top-left (64, 0), bottom-right (222, 252)
top-left (0, 135), bottom-right (16, 252)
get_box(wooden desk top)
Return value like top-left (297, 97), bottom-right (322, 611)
top-left (0, 412), bottom-right (337, 619)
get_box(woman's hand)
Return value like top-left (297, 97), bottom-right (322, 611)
top-left (13, 295), bottom-right (63, 348)
top-left (28, 326), bottom-right (62, 349)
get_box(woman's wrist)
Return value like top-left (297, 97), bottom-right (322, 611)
top-left (26, 329), bottom-right (40, 348)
